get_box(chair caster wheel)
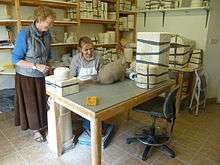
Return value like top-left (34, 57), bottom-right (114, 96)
top-left (126, 139), bottom-right (132, 144)
top-left (126, 137), bottom-right (137, 144)
top-left (170, 153), bottom-right (176, 158)
top-left (126, 141), bottom-right (131, 144)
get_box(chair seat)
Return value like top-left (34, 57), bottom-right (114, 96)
top-left (133, 96), bottom-right (165, 118)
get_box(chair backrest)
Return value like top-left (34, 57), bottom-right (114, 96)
top-left (163, 86), bottom-right (179, 122)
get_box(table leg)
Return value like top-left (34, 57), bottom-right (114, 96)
top-left (91, 118), bottom-right (102, 165)
top-left (125, 108), bottom-right (131, 121)
top-left (48, 98), bottom-right (63, 156)
top-left (176, 72), bottom-right (184, 113)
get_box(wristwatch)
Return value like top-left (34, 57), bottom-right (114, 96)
top-left (32, 63), bottom-right (37, 70)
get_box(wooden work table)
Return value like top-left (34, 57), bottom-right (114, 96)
top-left (47, 79), bottom-right (175, 165)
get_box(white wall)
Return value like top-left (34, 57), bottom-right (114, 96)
top-left (137, 0), bottom-right (220, 98)
top-left (137, 1), bottom-right (208, 49)
top-left (204, 0), bottom-right (220, 98)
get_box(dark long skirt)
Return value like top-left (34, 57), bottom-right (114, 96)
top-left (15, 73), bottom-right (47, 130)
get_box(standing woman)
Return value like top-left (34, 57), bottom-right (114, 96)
top-left (12, 6), bottom-right (56, 142)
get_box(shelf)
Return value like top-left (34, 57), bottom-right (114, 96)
top-left (21, 20), bottom-right (78, 26)
top-left (51, 42), bottom-right (77, 47)
top-left (51, 43), bottom-right (117, 48)
top-left (19, 0), bottom-right (78, 9)
top-left (94, 43), bottom-right (117, 48)
top-left (0, 69), bottom-right (15, 75)
top-left (0, 19), bottom-right (78, 26)
top-left (119, 10), bottom-right (137, 15)
top-left (0, 0), bottom-right (14, 5)
top-left (139, 7), bottom-right (210, 27)
top-left (0, 43), bottom-right (76, 49)
top-left (169, 67), bottom-right (197, 73)
top-left (0, 43), bottom-right (117, 49)
top-left (0, 19), bottom-right (17, 26)
top-left (119, 28), bottom-right (134, 31)
top-left (101, 0), bottom-right (116, 3)
top-left (139, 6), bottom-right (210, 13)
top-left (0, 46), bottom-right (14, 50)
top-left (80, 18), bottom-right (116, 24)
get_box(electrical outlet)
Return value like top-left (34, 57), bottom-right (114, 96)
top-left (209, 38), bottom-right (218, 45)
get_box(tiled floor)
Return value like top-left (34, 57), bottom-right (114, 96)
top-left (0, 103), bottom-right (219, 165)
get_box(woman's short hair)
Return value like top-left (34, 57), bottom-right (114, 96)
top-left (33, 6), bottom-right (56, 22)
top-left (78, 36), bottom-right (93, 48)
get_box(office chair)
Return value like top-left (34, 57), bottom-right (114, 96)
top-left (189, 69), bottom-right (207, 116)
top-left (126, 86), bottom-right (179, 161)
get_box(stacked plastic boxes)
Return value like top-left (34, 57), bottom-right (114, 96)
top-left (189, 49), bottom-right (203, 69)
top-left (169, 35), bottom-right (195, 68)
top-left (136, 32), bottom-right (171, 89)
top-left (144, 0), bottom-right (175, 10)
top-left (80, 0), bottom-right (108, 19)
top-left (45, 75), bottom-right (79, 96)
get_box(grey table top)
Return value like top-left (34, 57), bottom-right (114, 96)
top-left (64, 79), bottom-right (165, 113)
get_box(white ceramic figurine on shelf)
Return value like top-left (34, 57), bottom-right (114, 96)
top-left (66, 32), bottom-right (77, 43)
top-left (64, 32), bottom-right (68, 43)
top-left (50, 31), bottom-right (60, 44)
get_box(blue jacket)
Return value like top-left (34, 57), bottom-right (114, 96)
top-left (12, 23), bottom-right (52, 77)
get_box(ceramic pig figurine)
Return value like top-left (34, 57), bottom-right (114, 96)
top-left (97, 58), bottom-right (126, 84)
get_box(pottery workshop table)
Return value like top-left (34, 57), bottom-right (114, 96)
top-left (47, 79), bottom-right (175, 165)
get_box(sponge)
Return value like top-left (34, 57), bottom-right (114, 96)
top-left (85, 96), bottom-right (97, 106)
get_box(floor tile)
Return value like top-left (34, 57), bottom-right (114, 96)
top-left (0, 152), bottom-right (26, 165)
top-left (0, 103), bottom-right (219, 164)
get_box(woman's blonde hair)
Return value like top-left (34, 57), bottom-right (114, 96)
top-left (33, 6), bottom-right (56, 22)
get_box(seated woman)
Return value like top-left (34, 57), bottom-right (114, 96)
top-left (69, 36), bottom-right (104, 132)
top-left (70, 36), bottom-right (103, 82)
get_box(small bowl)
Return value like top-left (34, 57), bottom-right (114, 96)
top-left (54, 67), bottom-right (70, 81)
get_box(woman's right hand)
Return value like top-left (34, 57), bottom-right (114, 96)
top-left (36, 64), bottom-right (50, 74)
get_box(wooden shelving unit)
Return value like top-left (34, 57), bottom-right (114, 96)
top-left (15, 0), bottom-right (80, 31)
top-left (0, 0), bottom-right (80, 46)
top-left (78, 0), bottom-right (118, 48)
top-left (117, 0), bottom-right (137, 43)
top-left (0, 0), bottom-right (81, 75)
top-left (0, 0), bottom-right (122, 74)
